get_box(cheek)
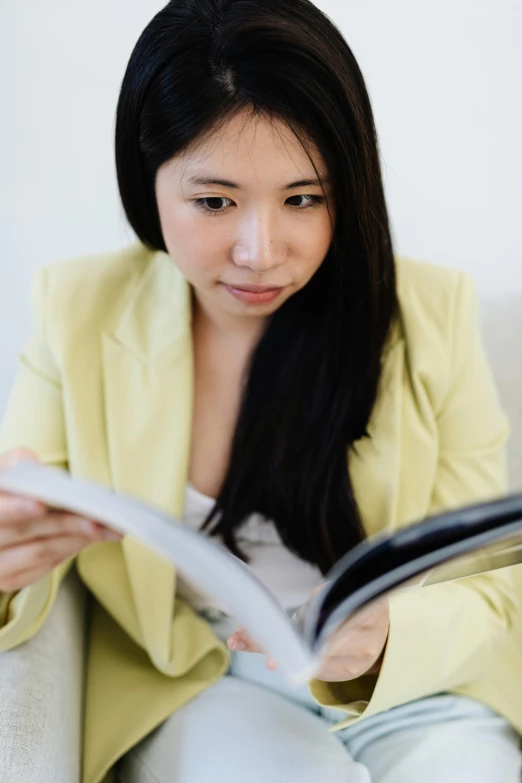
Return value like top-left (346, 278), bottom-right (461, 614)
top-left (161, 210), bottom-right (229, 278)
top-left (295, 217), bottom-right (333, 274)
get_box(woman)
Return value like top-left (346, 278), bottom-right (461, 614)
top-left (1, 1), bottom-right (521, 781)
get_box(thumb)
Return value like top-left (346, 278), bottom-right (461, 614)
top-left (312, 582), bottom-right (328, 596)
top-left (227, 627), bottom-right (264, 653)
top-left (0, 447), bottom-right (41, 471)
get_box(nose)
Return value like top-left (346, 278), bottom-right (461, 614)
top-left (232, 207), bottom-right (285, 272)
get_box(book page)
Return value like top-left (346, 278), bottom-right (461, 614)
top-left (0, 462), bottom-right (319, 684)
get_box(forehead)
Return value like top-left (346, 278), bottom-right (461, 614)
top-left (173, 111), bottom-right (328, 183)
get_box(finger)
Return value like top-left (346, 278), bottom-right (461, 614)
top-left (0, 495), bottom-right (47, 523)
top-left (0, 447), bottom-right (40, 471)
top-left (0, 529), bottom-right (122, 593)
top-left (324, 624), bottom-right (383, 659)
top-left (314, 644), bottom-right (383, 678)
top-left (325, 602), bottom-right (388, 650)
top-left (351, 597), bottom-right (389, 627)
top-left (0, 534), bottom-right (94, 572)
top-left (0, 511), bottom-right (120, 547)
top-left (312, 582), bottom-right (328, 596)
top-left (266, 656), bottom-right (278, 670)
top-left (226, 630), bottom-right (264, 653)
top-left (314, 656), bottom-right (367, 681)
top-left (0, 534), bottom-right (93, 592)
top-left (0, 561), bottom-right (67, 592)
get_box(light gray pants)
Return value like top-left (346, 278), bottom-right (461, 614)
top-left (1, 582), bottom-right (520, 783)
top-left (117, 611), bottom-right (522, 783)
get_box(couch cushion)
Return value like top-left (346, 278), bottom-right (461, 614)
top-left (480, 291), bottom-right (522, 491)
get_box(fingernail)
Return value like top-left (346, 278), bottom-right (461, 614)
top-left (103, 529), bottom-right (122, 540)
top-left (227, 637), bottom-right (246, 651)
top-left (79, 519), bottom-right (96, 535)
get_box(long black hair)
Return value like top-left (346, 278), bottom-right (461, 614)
top-left (115, 0), bottom-right (397, 574)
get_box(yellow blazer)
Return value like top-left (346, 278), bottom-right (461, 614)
top-left (1, 243), bottom-right (522, 783)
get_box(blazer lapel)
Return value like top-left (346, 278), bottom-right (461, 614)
top-left (348, 306), bottom-right (438, 536)
top-left (101, 250), bottom-right (194, 671)
top-left (348, 322), bottom-right (406, 538)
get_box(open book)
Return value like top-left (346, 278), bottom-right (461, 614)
top-left (1, 461), bottom-right (522, 684)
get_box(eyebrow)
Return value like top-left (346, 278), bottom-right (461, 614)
top-left (185, 174), bottom-right (330, 190)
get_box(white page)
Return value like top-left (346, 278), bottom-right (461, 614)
top-left (0, 462), bottom-right (319, 684)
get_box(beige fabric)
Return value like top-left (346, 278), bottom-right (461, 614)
top-left (479, 291), bottom-right (522, 491)
top-left (0, 568), bottom-right (88, 782)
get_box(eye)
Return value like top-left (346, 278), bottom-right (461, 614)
top-left (193, 197), bottom-right (234, 214)
top-left (286, 194), bottom-right (325, 209)
top-left (192, 193), bottom-right (325, 215)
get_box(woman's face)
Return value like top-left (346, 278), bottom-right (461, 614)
top-left (155, 110), bottom-right (334, 326)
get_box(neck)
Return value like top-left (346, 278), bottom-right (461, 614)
top-left (191, 287), bottom-right (267, 346)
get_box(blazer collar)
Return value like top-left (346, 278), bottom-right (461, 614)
top-left (109, 244), bottom-right (403, 363)
top-left (110, 247), bottom-right (192, 363)
top-left (100, 247), bottom-right (196, 672)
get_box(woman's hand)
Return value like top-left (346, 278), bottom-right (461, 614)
top-left (0, 448), bottom-right (123, 593)
top-left (226, 586), bottom-right (390, 682)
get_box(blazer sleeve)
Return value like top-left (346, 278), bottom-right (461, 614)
top-left (308, 272), bottom-right (518, 728)
top-left (0, 267), bottom-right (73, 651)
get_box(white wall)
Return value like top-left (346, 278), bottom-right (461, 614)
top-left (1, 0), bottom-right (521, 416)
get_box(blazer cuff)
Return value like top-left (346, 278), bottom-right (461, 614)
top-left (308, 577), bottom-right (510, 730)
top-left (0, 562), bottom-right (72, 651)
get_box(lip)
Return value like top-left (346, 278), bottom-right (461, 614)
top-left (223, 284), bottom-right (284, 304)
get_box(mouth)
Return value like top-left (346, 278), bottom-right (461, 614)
top-left (223, 283), bottom-right (284, 305)
top-left (227, 283), bottom-right (282, 292)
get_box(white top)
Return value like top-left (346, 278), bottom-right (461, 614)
top-left (175, 482), bottom-right (323, 615)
